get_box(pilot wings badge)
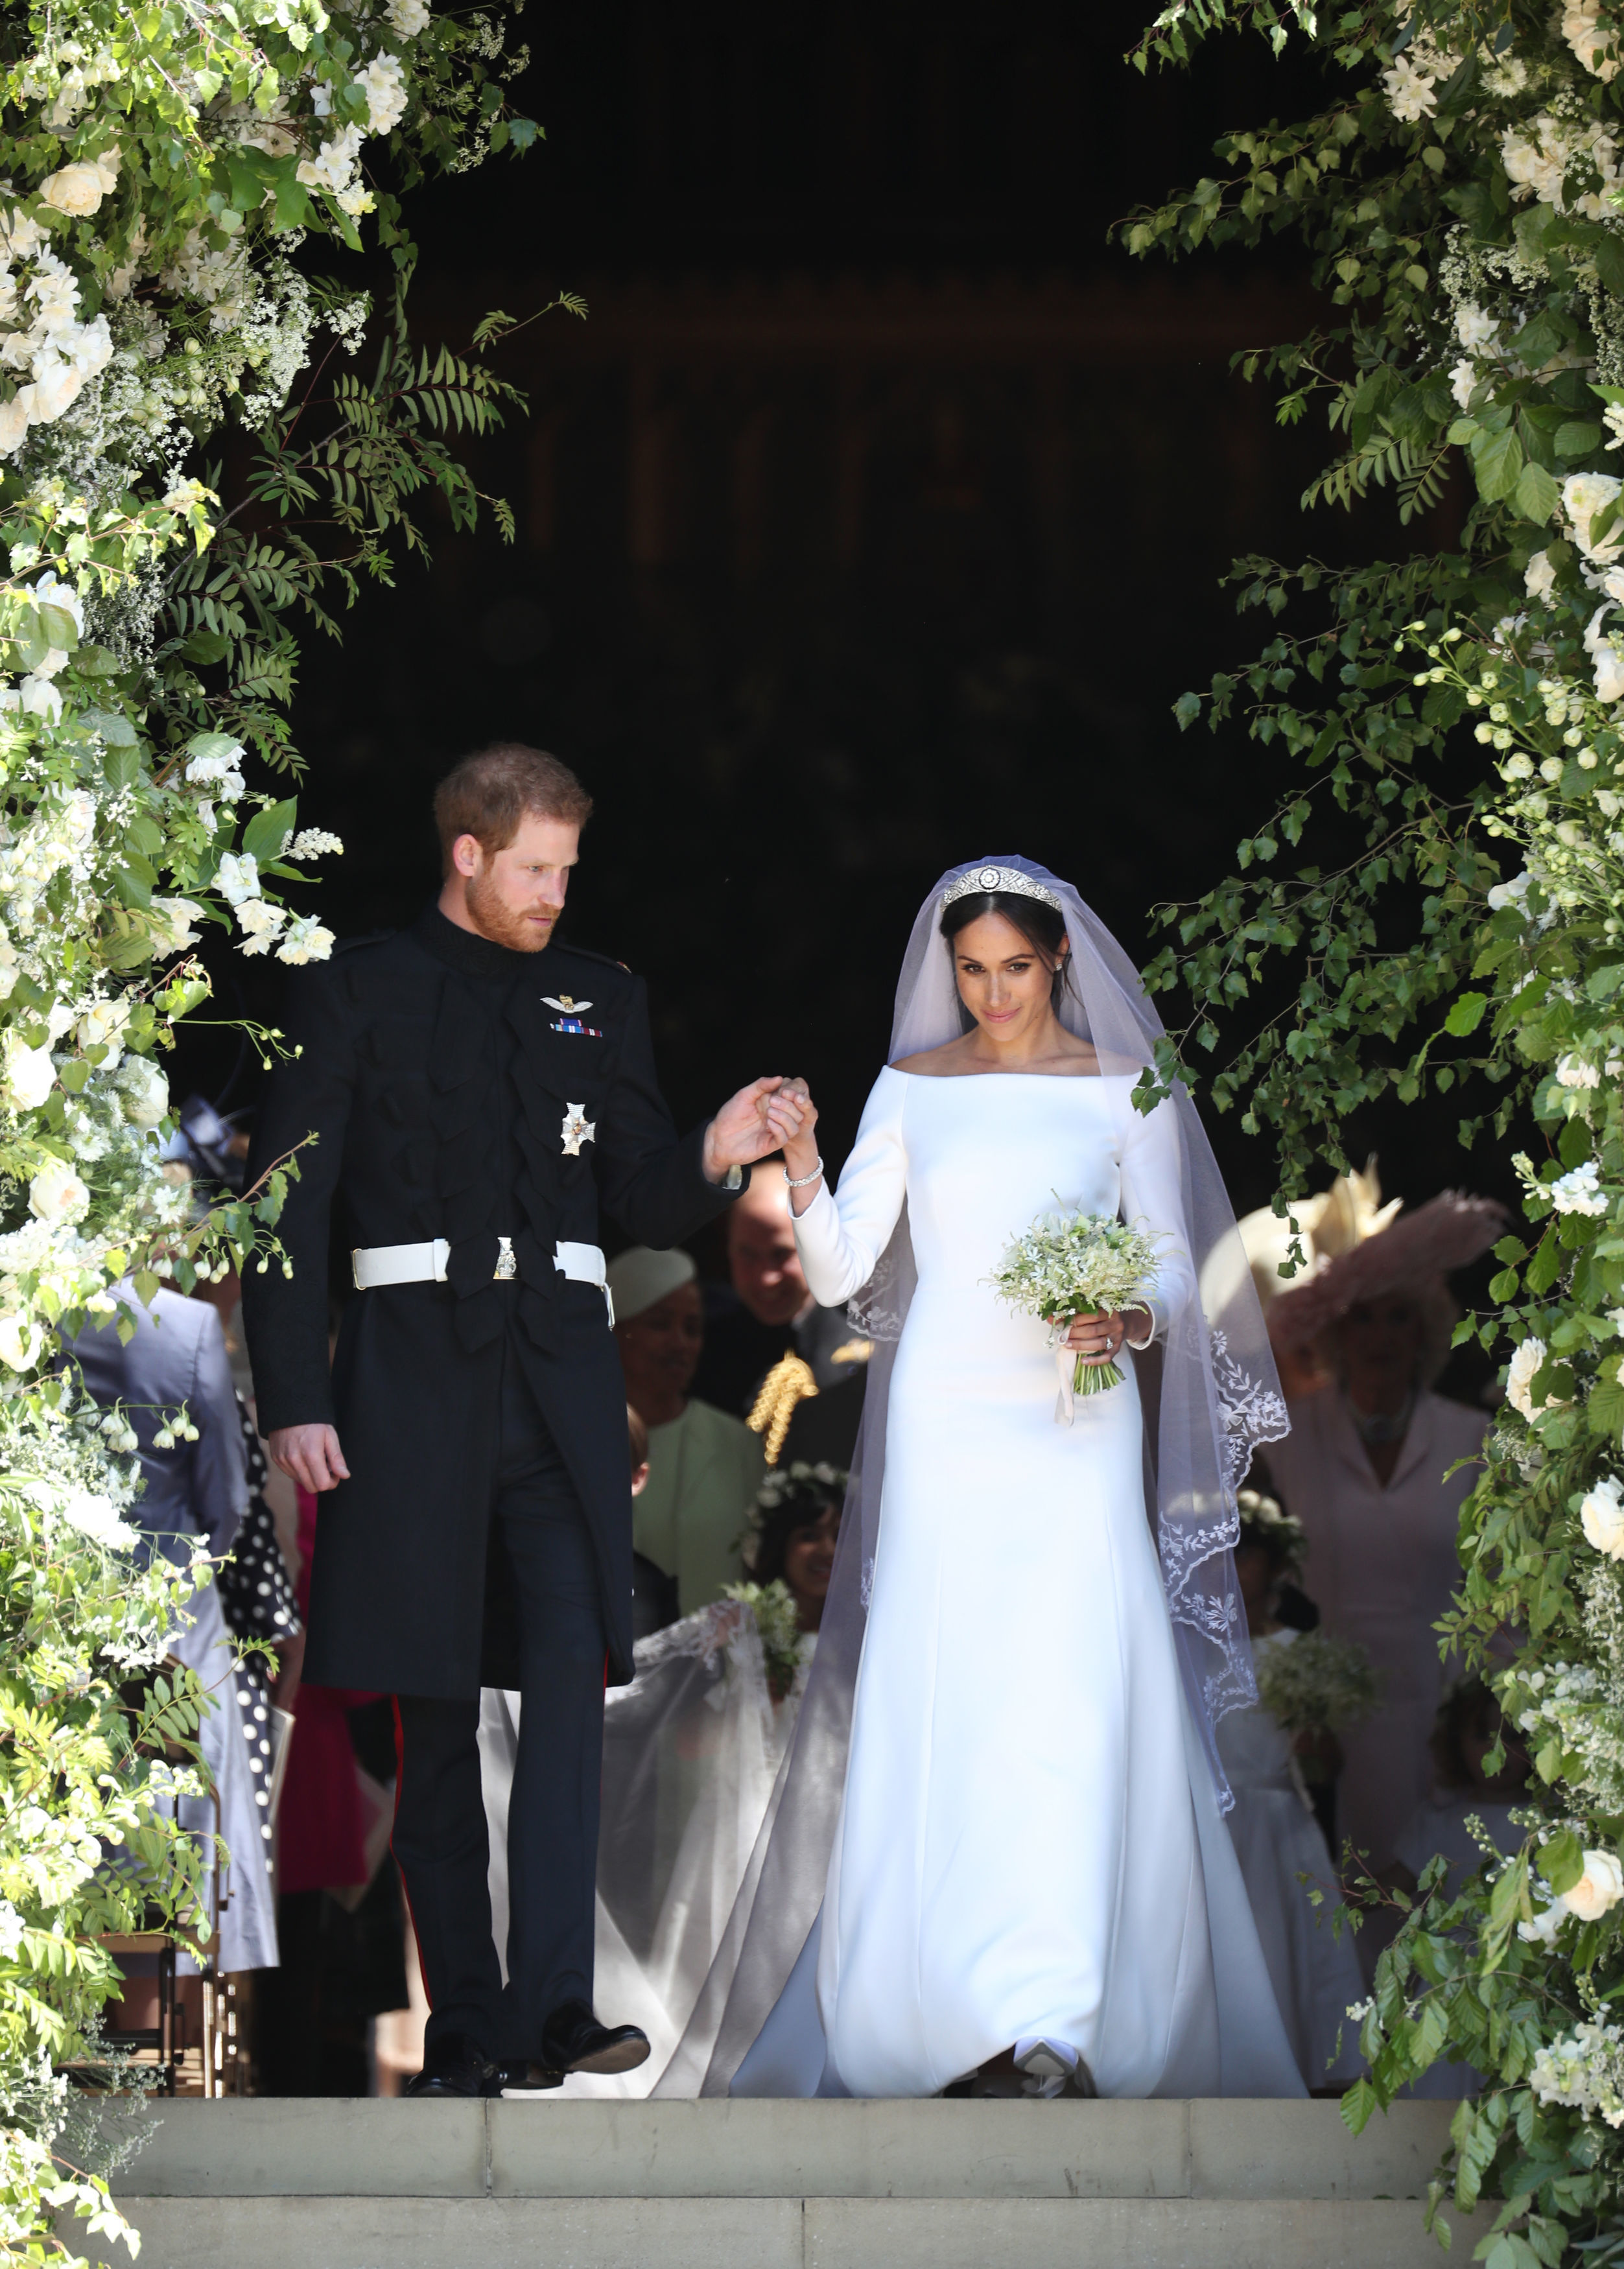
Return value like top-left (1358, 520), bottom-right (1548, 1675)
top-left (543, 993), bottom-right (604, 1037)
top-left (560, 1103), bottom-right (596, 1157)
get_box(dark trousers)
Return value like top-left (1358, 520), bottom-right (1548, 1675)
top-left (392, 1351), bottom-right (606, 2060)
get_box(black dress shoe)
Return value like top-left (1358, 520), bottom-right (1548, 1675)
top-left (539, 1999), bottom-right (650, 2076)
top-left (405, 2031), bottom-right (489, 2098)
top-left (484, 2059), bottom-right (565, 2097)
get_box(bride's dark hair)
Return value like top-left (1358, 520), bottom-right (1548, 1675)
top-left (939, 890), bottom-right (1074, 1016)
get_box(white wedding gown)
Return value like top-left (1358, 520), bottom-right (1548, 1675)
top-left (784, 1066), bottom-right (1303, 2099)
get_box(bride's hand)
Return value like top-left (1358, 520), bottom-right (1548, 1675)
top-left (766, 1079), bottom-right (821, 1203)
top-left (1065, 1307), bottom-right (1151, 1363)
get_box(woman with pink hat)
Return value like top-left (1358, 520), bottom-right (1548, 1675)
top-left (1240, 1165), bottom-right (1506, 1888)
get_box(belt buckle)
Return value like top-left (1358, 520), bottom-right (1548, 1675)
top-left (493, 1236), bottom-right (517, 1282)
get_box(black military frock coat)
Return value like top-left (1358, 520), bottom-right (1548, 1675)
top-left (241, 907), bottom-right (740, 1697)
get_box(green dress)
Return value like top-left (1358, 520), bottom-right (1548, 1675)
top-left (634, 1398), bottom-right (767, 1616)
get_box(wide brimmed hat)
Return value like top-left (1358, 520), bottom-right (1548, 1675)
top-left (1238, 1161), bottom-right (1507, 1355)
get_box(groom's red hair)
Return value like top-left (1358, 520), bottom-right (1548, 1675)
top-left (433, 742), bottom-right (594, 871)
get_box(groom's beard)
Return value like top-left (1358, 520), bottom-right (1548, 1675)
top-left (464, 868), bottom-right (557, 954)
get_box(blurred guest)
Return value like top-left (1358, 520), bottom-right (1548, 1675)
top-left (1217, 1492), bottom-right (1365, 2093)
top-left (625, 1404), bottom-right (675, 1641)
top-left (745, 1461), bottom-right (844, 1634)
top-left (609, 1247), bottom-right (764, 1617)
top-left (691, 1162), bottom-right (869, 1459)
top-left (1390, 1676), bottom-right (1530, 1901)
top-left (1383, 1678), bottom-right (1531, 2100)
top-left (67, 1286), bottom-right (277, 1975)
top-left (1245, 1164), bottom-right (1505, 1875)
top-left (212, 1398), bottom-right (301, 1890)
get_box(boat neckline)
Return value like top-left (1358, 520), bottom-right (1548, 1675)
top-left (882, 1064), bottom-right (1141, 1082)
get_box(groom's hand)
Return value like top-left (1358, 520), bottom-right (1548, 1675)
top-left (703, 1076), bottom-right (812, 1181)
top-left (269, 1422), bottom-right (351, 1494)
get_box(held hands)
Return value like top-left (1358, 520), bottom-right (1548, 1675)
top-left (269, 1422), bottom-right (350, 1494)
top-left (1065, 1307), bottom-right (1153, 1366)
top-left (703, 1076), bottom-right (819, 1183)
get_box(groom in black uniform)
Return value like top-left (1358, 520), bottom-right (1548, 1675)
top-left (242, 744), bottom-right (799, 2095)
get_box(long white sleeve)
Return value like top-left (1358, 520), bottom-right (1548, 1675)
top-left (1117, 1088), bottom-right (1197, 1345)
top-left (791, 1070), bottom-right (908, 1308)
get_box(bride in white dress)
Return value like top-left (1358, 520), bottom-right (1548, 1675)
top-left (658, 858), bottom-right (1304, 2101)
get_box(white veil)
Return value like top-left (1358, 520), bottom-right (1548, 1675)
top-left (655, 855), bottom-right (1289, 2099)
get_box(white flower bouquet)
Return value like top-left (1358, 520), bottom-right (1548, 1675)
top-left (987, 1205), bottom-right (1168, 1401)
top-left (1254, 1631), bottom-right (1380, 1743)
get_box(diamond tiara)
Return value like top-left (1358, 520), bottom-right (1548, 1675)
top-left (940, 864), bottom-right (1063, 913)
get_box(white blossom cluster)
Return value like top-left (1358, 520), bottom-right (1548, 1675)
top-left (1381, 21), bottom-right (1461, 121)
top-left (1501, 111), bottom-right (1623, 218)
top-left (1515, 1662), bottom-right (1624, 1814)
top-left (0, 201), bottom-right (115, 464)
top-left (1532, 2019), bottom-right (1624, 2126)
top-left (215, 847), bottom-right (336, 963)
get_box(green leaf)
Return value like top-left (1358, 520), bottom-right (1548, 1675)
top-left (83, 709), bottom-right (138, 749)
top-left (1514, 458), bottom-right (1561, 524)
top-left (1555, 419), bottom-right (1604, 460)
top-left (1527, 1233), bottom-right (1562, 1295)
top-left (1340, 2077), bottom-right (1378, 2134)
top-left (1445, 992), bottom-right (1488, 1037)
top-left (36, 602), bottom-right (78, 652)
top-left (182, 629), bottom-right (230, 666)
top-left (241, 797), bottom-right (298, 867)
top-left (1543, 1828), bottom-right (1584, 1896)
top-left (1474, 425), bottom-right (1524, 504)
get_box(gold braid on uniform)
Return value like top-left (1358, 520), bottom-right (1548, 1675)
top-left (746, 1354), bottom-right (819, 1466)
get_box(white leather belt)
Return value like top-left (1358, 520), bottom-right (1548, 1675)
top-left (351, 1237), bottom-right (614, 1324)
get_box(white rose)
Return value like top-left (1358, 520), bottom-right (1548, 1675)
top-left (0, 395), bottom-right (29, 457)
top-left (0, 1312), bottom-right (45, 1372)
top-left (215, 851), bottom-right (260, 905)
top-left (1526, 550), bottom-right (1558, 602)
top-left (19, 353), bottom-right (86, 423)
top-left (38, 161), bottom-right (108, 217)
top-left (148, 896), bottom-right (204, 954)
top-left (1582, 1474), bottom-right (1624, 1558)
top-left (60, 1488), bottom-right (134, 1549)
top-left (1558, 1054), bottom-right (1602, 1088)
top-left (1455, 302), bottom-right (1500, 353)
top-left (1520, 1899), bottom-right (1568, 1946)
top-left (1508, 1336), bottom-right (1557, 1420)
top-left (1562, 1850), bottom-right (1624, 1920)
top-left (1487, 870), bottom-right (1531, 914)
top-left (5, 1037), bottom-right (55, 1113)
top-left (112, 1054), bottom-right (169, 1129)
top-left (386, 0), bottom-right (431, 31)
top-left (18, 675), bottom-right (61, 724)
top-left (75, 997), bottom-right (130, 1066)
top-left (29, 1153), bottom-right (89, 1225)
top-left (1569, 473), bottom-right (1624, 558)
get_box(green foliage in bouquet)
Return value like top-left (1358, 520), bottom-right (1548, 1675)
top-left (987, 1207), bottom-right (1168, 1394)
top-left (0, 0), bottom-right (545, 2250)
top-left (1254, 1628), bottom-right (1382, 1738)
top-left (1123, 0), bottom-right (1624, 2253)
top-left (720, 1581), bottom-right (806, 1706)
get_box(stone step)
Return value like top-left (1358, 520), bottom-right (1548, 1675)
top-left (89, 2099), bottom-right (1486, 2269)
